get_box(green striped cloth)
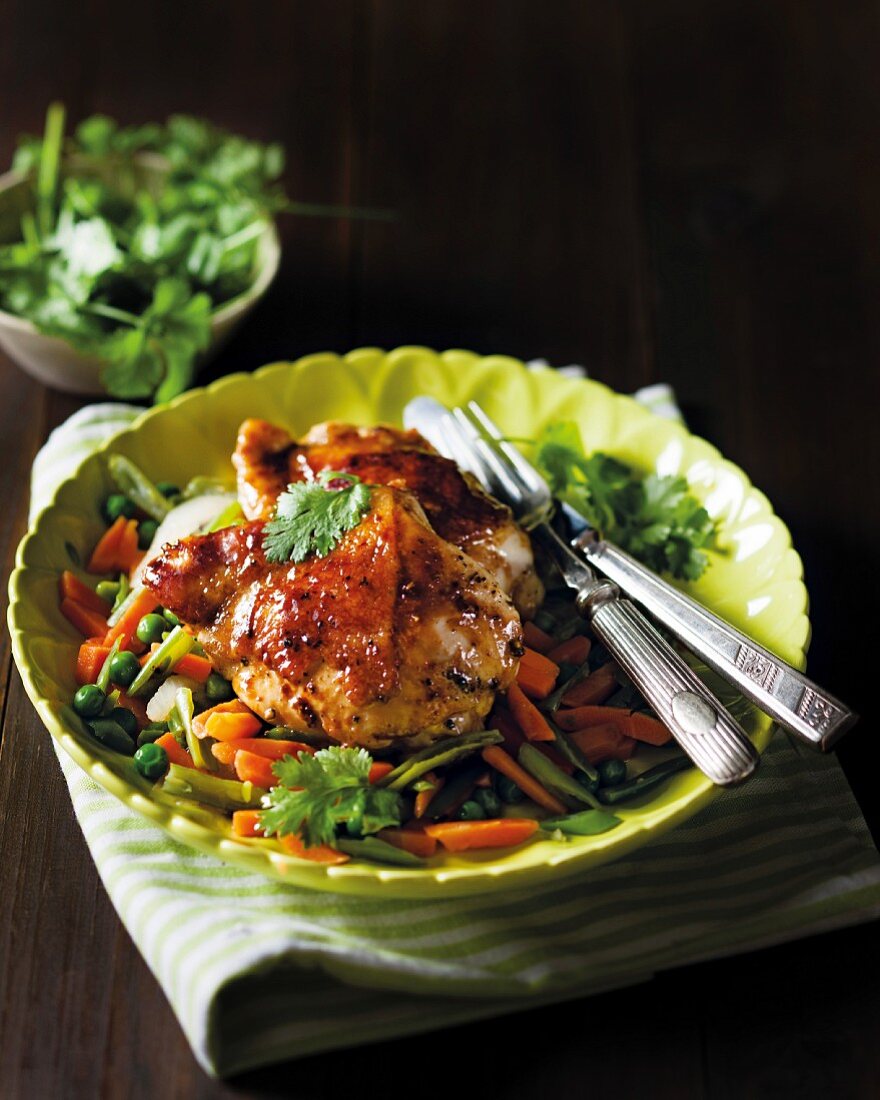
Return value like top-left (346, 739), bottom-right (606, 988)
top-left (31, 389), bottom-right (879, 1078)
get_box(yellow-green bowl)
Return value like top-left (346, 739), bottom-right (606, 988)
top-left (8, 347), bottom-right (810, 898)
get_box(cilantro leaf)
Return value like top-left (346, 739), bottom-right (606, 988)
top-left (533, 420), bottom-right (717, 581)
top-left (259, 746), bottom-right (404, 848)
top-left (263, 472), bottom-right (372, 564)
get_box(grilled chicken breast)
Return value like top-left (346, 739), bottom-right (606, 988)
top-left (143, 486), bottom-right (523, 749)
top-left (233, 418), bottom-right (543, 618)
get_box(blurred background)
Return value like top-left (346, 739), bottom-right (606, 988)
top-left (1, 0), bottom-right (876, 806)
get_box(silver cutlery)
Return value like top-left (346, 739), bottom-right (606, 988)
top-left (405, 397), bottom-right (759, 787)
top-left (404, 396), bottom-right (857, 763)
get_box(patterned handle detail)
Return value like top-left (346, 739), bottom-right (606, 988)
top-left (582, 540), bottom-right (858, 751)
top-left (589, 598), bottom-right (759, 787)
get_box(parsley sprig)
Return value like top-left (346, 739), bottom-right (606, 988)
top-left (533, 420), bottom-right (717, 581)
top-left (263, 471), bottom-right (372, 564)
top-left (260, 747), bottom-right (404, 848)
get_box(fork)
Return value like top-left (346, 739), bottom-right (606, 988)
top-left (405, 397), bottom-right (857, 755)
top-left (405, 397), bottom-right (760, 787)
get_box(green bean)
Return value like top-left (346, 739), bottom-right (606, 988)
top-left (379, 729), bottom-right (503, 791)
top-left (540, 809), bottom-right (622, 836)
top-left (108, 454), bottom-right (173, 522)
top-left (161, 763), bottom-right (265, 811)
top-left (127, 625), bottom-right (194, 695)
top-left (518, 743), bottom-right (600, 810)
top-left (335, 836), bottom-right (425, 866)
top-left (596, 756), bottom-right (692, 804)
top-left (541, 658), bottom-right (593, 714)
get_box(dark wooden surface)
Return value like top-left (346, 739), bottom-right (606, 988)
top-left (1, 3), bottom-right (879, 1097)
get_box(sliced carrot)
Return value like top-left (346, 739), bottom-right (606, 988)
top-left (522, 621), bottom-right (555, 654)
top-left (414, 773), bottom-right (443, 818)
top-left (76, 642), bottom-right (111, 685)
top-left (207, 711), bottom-right (264, 742)
top-left (278, 832), bottom-right (350, 864)
top-left (423, 818), bottom-right (539, 852)
top-left (104, 588), bottom-right (160, 647)
top-left (212, 738), bottom-right (314, 765)
top-left (60, 597), bottom-right (110, 639)
top-left (506, 681), bottom-right (557, 742)
top-left (481, 745), bottom-right (567, 815)
top-left (59, 571), bottom-right (111, 617)
top-left (378, 827), bottom-right (438, 858)
top-left (156, 732), bottom-right (195, 768)
top-left (116, 519), bottom-right (141, 572)
top-left (547, 635), bottom-right (592, 666)
top-left (516, 646), bottom-right (559, 700)
top-left (193, 700), bottom-right (261, 740)
top-left (233, 749), bottom-right (278, 789)
top-left (171, 652), bottom-right (213, 683)
top-left (87, 517), bottom-right (128, 573)
top-left (561, 662), bottom-right (618, 707)
top-left (231, 809), bottom-right (265, 838)
top-left (368, 761), bottom-right (394, 784)
top-left (555, 704), bottom-right (632, 733)
top-left (568, 723), bottom-right (637, 763)
top-left (626, 712), bottom-right (674, 746)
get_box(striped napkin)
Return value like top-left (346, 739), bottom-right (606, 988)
top-left (30, 377), bottom-right (880, 1078)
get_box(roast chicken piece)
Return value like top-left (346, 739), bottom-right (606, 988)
top-left (143, 486), bottom-right (523, 749)
top-left (232, 418), bottom-right (543, 618)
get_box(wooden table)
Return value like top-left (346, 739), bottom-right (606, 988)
top-left (1, 3), bottom-right (878, 1097)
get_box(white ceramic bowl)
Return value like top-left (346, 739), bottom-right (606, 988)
top-left (0, 167), bottom-right (281, 395)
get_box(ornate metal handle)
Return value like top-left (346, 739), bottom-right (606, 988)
top-left (581, 587), bottom-right (760, 787)
top-left (578, 536), bottom-right (858, 751)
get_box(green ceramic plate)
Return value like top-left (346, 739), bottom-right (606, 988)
top-left (8, 347), bottom-right (810, 898)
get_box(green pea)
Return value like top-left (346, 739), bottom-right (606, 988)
top-left (109, 707), bottom-right (139, 737)
top-left (95, 580), bottom-right (120, 603)
top-left (205, 672), bottom-right (234, 703)
top-left (137, 723), bottom-right (168, 748)
top-left (103, 494), bottom-right (135, 523)
top-left (89, 719), bottom-right (136, 755)
top-left (494, 773), bottom-right (525, 804)
top-left (134, 742), bottom-right (169, 780)
top-left (474, 787), bottom-right (502, 817)
top-left (534, 609), bottom-right (557, 634)
top-left (73, 683), bottom-right (106, 719)
top-left (155, 481), bottom-right (180, 499)
top-left (457, 799), bottom-right (485, 821)
top-left (598, 759), bottom-right (627, 788)
top-left (163, 609), bottom-right (181, 627)
top-left (138, 519), bottom-right (159, 549)
top-left (109, 650), bottom-right (141, 688)
top-left (136, 613), bottom-right (167, 646)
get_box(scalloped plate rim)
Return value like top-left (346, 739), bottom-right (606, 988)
top-left (7, 347), bottom-right (810, 898)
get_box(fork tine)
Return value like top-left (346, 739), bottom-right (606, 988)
top-left (465, 401), bottom-right (548, 494)
top-left (451, 407), bottom-right (525, 503)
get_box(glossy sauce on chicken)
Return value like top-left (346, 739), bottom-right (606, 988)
top-left (233, 419), bottom-right (543, 618)
top-left (144, 486), bottom-right (523, 749)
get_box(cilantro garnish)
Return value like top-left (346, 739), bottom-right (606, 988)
top-left (0, 104), bottom-right (283, 403)
top-left (263, 471), bottom-right (372, 564)
top-left (533, 420), bottom-right (717, 581)
top-left (259, 746), bottom-right (404, 848)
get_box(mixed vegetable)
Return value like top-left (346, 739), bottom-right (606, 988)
top-left (58, 432), bottom-right (712, 867)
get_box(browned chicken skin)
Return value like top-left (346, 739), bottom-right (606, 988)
top-left (233, 419), bottom-right (543, 618)
top-left (143, 486), bottom-right (523, 749)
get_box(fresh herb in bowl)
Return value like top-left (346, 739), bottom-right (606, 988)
top-left (0, 103), bottom-right (287, 401)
